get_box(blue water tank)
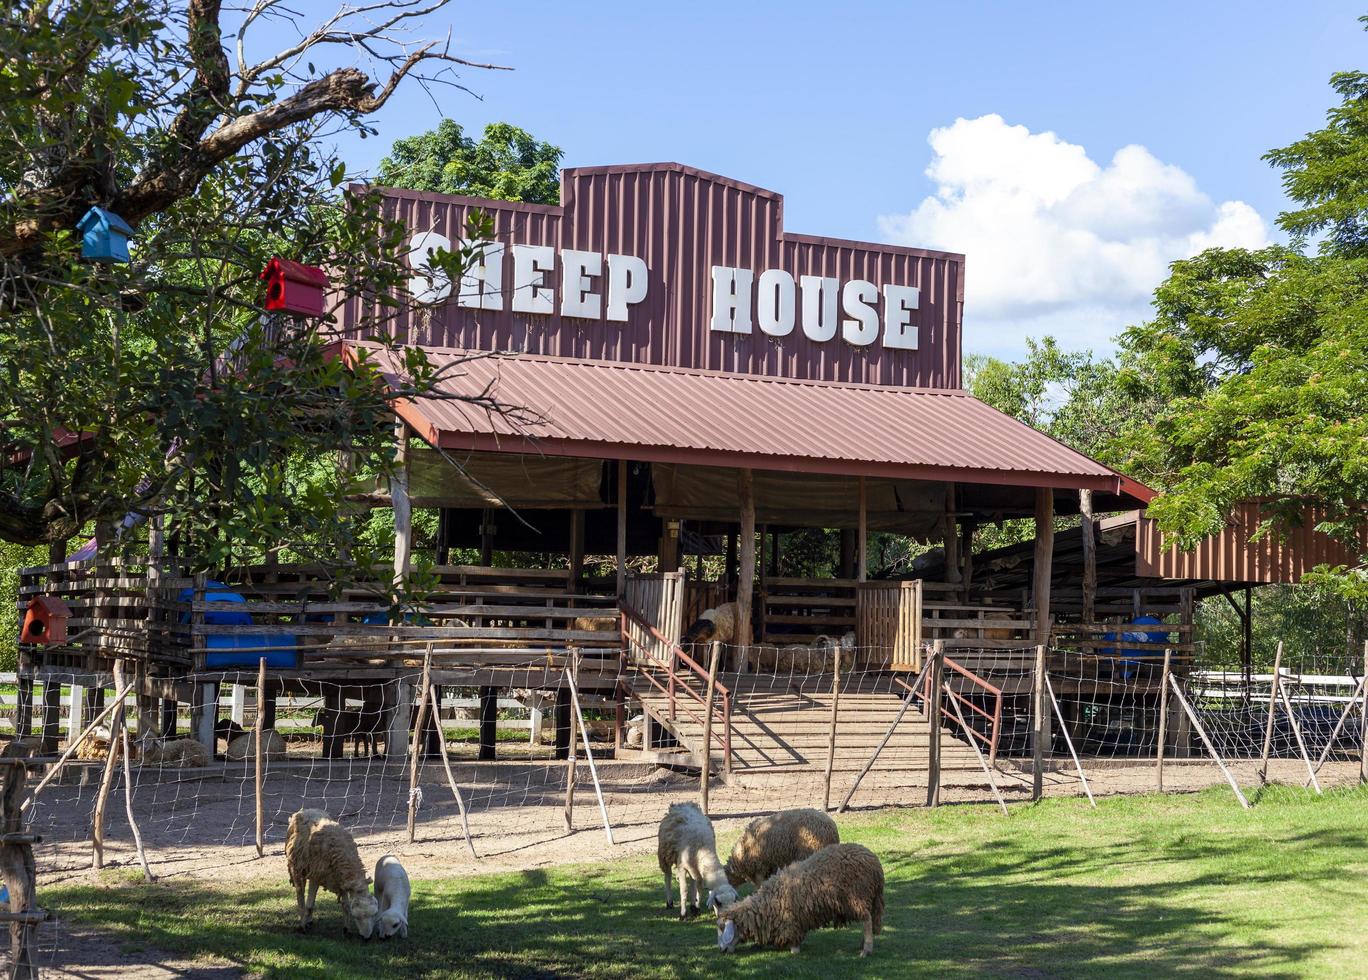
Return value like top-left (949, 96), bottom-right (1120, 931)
top-left (178, 583), bottom-right (300, 669)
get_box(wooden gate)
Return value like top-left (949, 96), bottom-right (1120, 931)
top-left (622, 572), bottom-right (685, 666)
top-left (856, 580), bottom-right (923, 670)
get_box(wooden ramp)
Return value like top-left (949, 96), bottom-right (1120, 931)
top-left (631, 670), bottom-right (991, 795)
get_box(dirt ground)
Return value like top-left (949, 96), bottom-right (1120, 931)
top-left (18, 756), bottom-right (1366, 977)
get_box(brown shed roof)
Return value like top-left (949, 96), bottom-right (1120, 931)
top-left (358, 344), bottom-right (1152, 503)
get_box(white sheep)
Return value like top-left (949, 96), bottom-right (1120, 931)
top-left (656, 802), bottom-right (738, 919)
top-left (285, 808), bottom-right (378, 939)
top-left (725, 808), bottom-right (840, 888)
top-left (373, 854), bottom-right (411, 939)
top-left (716, 842), bottom-right (885, 957)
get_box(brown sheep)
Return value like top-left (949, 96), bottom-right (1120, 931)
top-left (716, 843), bottom-right (884, 956)
top-left (725, 808), bottom-right (840, 888)
top-left (285, 808), bottom-right (377, 938)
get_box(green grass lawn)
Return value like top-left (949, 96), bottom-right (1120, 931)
top-left (47, 785), bottom-right (1368, 978)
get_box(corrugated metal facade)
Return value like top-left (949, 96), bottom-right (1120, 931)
top-left (365, 346), bottom-right (1138, 493)
top-left (1134, 502), bottom-right (1368, 584)
top-left (339, 163), bottom-right (963, 388)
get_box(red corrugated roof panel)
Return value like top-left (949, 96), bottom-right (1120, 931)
top-left (357, 344), bottom-right (1152, 500)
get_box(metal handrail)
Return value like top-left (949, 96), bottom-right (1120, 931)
top-left (619, 603), bottom-right (732, 770)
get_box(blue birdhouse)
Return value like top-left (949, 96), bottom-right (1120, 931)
top-left (77, 206), bottom-right (133, 263)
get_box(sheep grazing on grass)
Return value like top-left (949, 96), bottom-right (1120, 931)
top-left (716, 843), bottom-right (884, 957)
top-left (657, 802), bottom-right (738, 919)
top-left (285, 808), bottom-right (377, 939)
top-left (138, 737), bottom-right (210, 768)
top-left (725, 808), bottom-right (840, 888)
top-left (373, 855), bottom-right (411, 939)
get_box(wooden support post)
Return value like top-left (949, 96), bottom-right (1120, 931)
top-left (386, 680), bottom-right (413, 759)
top-left (115, 662), bottom-right (153, 883)
top-left (427, 684), bottom-right (476, 858)
top-left (1259, 641), bottom-right (1284, 784)
top-left (565, 662), bottom-right (614, 844)
top-left (1033, 488), bottom-right (1054, 646)
top-left (321, 685), bottom-right (343, 760)
top-left (857, 477), bottom-right (868, 583)
top-left (926, 641), bottom-right (944, 808)
top-left (736, 468), bottom-right (756, 665)
top-left (406, 650), bottom-right (432, 844)
top-left (1168, 673), bottom-right (1250, 809)
top-left (1079, 489), bottom-right (1096, 624)
top-left (160, 698), bottom-right (177, 739)
top-left (229, 684), bottom-right (246, 726)
top-left (838, 528), bottom-right (855, 579)
top-left (823, 647), bottom-right (842, 811)
top-left (616, 463), bottom-right (629, 597)
top-left (424, 684), bottom-right (444, 758)
top-left (254, 658), bottom-right (266, 859)
top-left (700, 642), bottom-right (721, 814)
top-left (563, 653), bottom-right (580, 832)
top-left (392, 420), bottom-right (412, 584)
top-left (67, 685), bottom-right (86, 748)
top-left (0, 741), bottom-right (39, 978)
top-left (555, 692), bottom-right (572, 760)
top-left (478, 686), bottom-right (498, 761)
top-left (1032, 644), bottom-right (1047, 801)
top-left (943, 484), bottom-right (959, 584)
top-left (568, 509), bottom-right (585, 593)
top-left (191, 682), bottom-right (218, 752)
top-left (90, 678), bottom-right (124, 870)
top-left (39, 681), bottom-right (60, 754)
top-left (1157, 649), bottom-right (1172, 791)
top-left (479, 508), bottom-right (494, 566)
top-left (15, 679), bottom-right (32, 741)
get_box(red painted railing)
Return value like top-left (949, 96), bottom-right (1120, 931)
top-left (619, 604), bottom-right (732, 772)
top-left (906, 655), bottom-right (1005, 763)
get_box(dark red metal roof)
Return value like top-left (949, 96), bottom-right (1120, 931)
top-left (359, 343), bottom-right (1152, 499)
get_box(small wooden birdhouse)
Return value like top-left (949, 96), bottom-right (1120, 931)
top-left (77, 207), bottom-right (134, 263)
top-left (260, 257), bottom-right (328, 317)
top-left (21, 596), bottom-right (72, 645)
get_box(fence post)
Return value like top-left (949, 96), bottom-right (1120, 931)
top-left (1259, 641), bottom-right (1284, 784)
top-left (254, 658), bottom-right (266, 859)
top-left (406, 649), bottom-right (432, 844)
top-left (926, 641), bottom-right (943, 808)
top-left (823, 646), bottom-right (842, 812)
top-left (563, 650), bottom-right (580, 832)
top-left (90, 673), bottom-right (125, 870)
top-left (1032, 644), bottom-right (1047, 801)
top-left (116, 661), bottom-right (153, 883)
top-left (699, 642), bottom-right (720, 814)
top-left (1156, 648), bottom-right (1172, 792)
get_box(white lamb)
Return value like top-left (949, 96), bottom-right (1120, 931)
top-left (656, 802), bottom-right (738, 919)
top-left (285, 808), bottom-right (378, 939)
top-left (373, 854), bottom-right (411, 939)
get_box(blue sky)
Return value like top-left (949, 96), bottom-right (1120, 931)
top-left (330, 1), bottom-right (1365, 358)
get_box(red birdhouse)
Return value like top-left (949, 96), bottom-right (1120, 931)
top-left (260, 257), bottom-right (328, 317)
top-left (21, 596), bottom-right (72, 645)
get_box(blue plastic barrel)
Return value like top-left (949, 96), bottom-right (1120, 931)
top-left (178, 582), bottom-right (300, 669)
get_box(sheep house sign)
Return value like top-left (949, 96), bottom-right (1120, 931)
top-left (346, 162), bottom-right (965, 389)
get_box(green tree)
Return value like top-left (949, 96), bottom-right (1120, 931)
top-left (1113, 55), bottom-right (1368, 599)
top-left (378, 121), bottom-right (563, 204)
top-left (0, 0), bottom-right (512, 577)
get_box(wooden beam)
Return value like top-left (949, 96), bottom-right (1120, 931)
top-left (857, 477), bottom-right (868, 583)
top-left (392, 421), bottom-right (412, 583)
top-left (1079, 489), bottom-right (1095, 623)
top-left (616, 462), bottom-right (628, 597)
top-left (943, 483), bottom-right (959, 584)
top-left (1033, 488), bottom-right (1054, 645)
top-left (568, 509), bottom-right (585, 594)
top-left (737, 469), bottom-right (756, 656)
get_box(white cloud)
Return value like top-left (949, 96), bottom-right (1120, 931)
top-left (877, 114), bottom-right (1268, 356)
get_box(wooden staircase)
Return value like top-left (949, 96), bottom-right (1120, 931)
top-left (631, 668), bottom-right (992, 795)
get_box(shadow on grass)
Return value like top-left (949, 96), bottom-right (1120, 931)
top-left (42, 792), bottom-right (1368, 979)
